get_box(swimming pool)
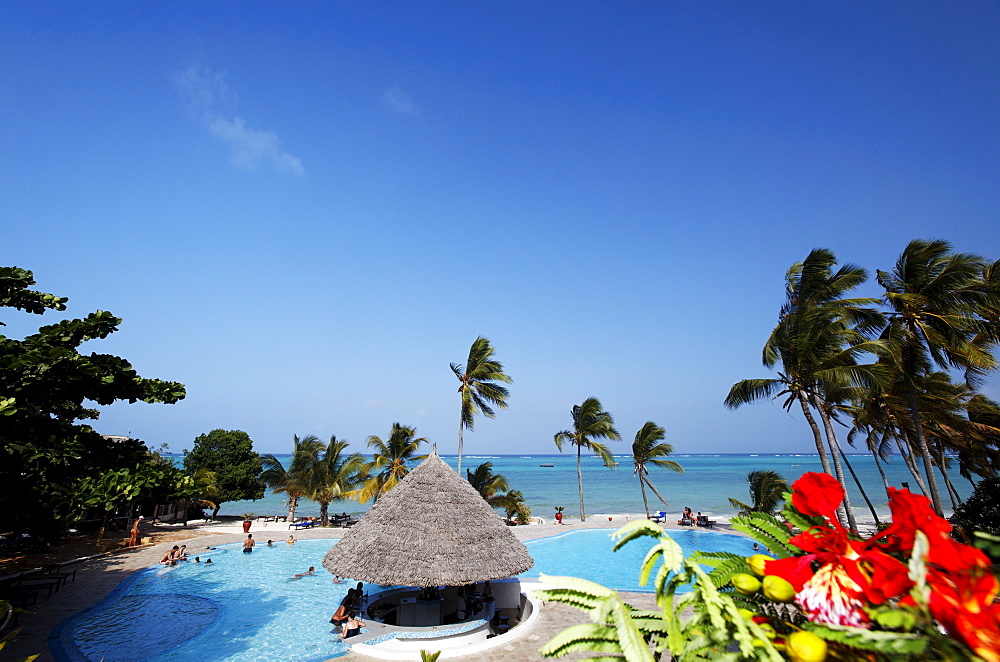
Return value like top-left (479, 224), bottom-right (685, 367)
top-left (53, 541), bottom-right (363, 662)
top-left (522, 528), bottom-right (757, 592)
top-left (52, 530), bottom-right (754, 661)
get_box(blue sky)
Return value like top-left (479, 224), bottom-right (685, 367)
top-left (3, 3), bottom-right (998, 455)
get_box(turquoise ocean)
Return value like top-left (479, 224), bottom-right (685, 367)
top-left (205, 453), bottom-right (975, 523)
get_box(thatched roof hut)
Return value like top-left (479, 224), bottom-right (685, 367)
top-left (322, 451), bottom-right (534, 587)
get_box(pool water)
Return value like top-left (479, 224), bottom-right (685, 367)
top-left (522, 528), bottom-right (758, 592)
top-left (54, 540), bottom-right (364, 662)
top-left (53, 530), bottom-right (755, 661)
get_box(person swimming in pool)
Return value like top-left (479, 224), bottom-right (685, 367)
top-left (287, 535), bottom-right (297, 544)
top-left (293, 566), bottom-right (315, 579)
top-left (243, 534), bottom-right (255, 553)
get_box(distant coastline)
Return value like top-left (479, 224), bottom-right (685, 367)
top-left (185, 452), bottom-right (968, 524)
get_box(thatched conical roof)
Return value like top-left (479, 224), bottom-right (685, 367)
top-left (322, 451), bottom-right (533, 587)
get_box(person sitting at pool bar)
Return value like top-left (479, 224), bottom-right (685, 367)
top-left (339, 611), bottom-right (364, 639)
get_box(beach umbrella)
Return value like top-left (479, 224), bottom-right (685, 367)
top-left (322, 450), bottom-right (534, 587)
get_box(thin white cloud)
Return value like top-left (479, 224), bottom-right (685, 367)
top-left (173, 62), bottom-right (303, 175)
top-left (382, 87), bottom-right (420, 117)
top-left (209, 117), bottom-right (304, 175)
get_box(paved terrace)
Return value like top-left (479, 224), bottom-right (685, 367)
top-left (4, 515), bottom-right (745, 662)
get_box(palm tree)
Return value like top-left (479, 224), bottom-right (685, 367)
top-left (260, 434), bottom-right (323, 521)
top-left (554, 397), bottom-right (621, 522)
top-left (303, 436), bottom-right (366, 526)
top-left (451, 336), bottom-right (512, 475)
top-left (877, 239), bottom-right (997, 515)
top-left (728, 470), bottom-right (789, 516)
top-left (503, 490), bottom-right (530, 524)
top-left (359, 423), bottom-right (427, 503)
top-left (181, 467), bottom-right (219, 525)
top-left (631, 422), bottom-right (684, 519)
top-left (726, 248), bottom-right (886, 531)
top-left (466, 461), bottom-right (512, 509)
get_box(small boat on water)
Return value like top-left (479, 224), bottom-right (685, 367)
top-left (539, 463), bottom-right (554, 467)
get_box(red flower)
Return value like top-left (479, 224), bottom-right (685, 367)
top-left (765, 472), bottom-right (911, 627)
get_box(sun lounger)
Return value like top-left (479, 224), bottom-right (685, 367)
top-left (677, 517), bottom-right (693, 526)
top-left (650, 512), bottom-right (667, 523)
top-left (289, 520), bottom-right (317, 530)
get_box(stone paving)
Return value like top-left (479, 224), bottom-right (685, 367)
top-left (4, 516), bottom-right (742, 661)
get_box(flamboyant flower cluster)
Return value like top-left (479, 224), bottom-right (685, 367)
top-left (764, 472), bottom-right (1000, 661)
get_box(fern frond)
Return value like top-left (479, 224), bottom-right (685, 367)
top-left (538, 623), bottom-right (622, 657)
top-left (804, 622), bottom-right (928, 655)
top-left (730, 512), bottom-right (801, 557)
top-left (611, 519), bottom-right (665, 550)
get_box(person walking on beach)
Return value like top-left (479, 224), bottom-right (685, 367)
top-left (243, 534), bottom-right (255, 553)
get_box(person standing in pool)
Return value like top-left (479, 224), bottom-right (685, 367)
top-left (243, 534), bottom-right (255, 553)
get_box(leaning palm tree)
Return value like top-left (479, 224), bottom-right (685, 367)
top-left (726, 248), bottom-right (885, 531)
top-left (631, 421), bottom-right (684, 519)
top-left (728, 470), bottom-right (790, 516)
top-left (554, 397), bottom-right (621, 522)
top-left (359, 423), bottom-right (427, 503)
top-left (877, 239), bottom-right (997, 515)
top-left (303, 436), bottom-right (367, 526)
top-left (466, 461), bottom-right (512, 509)
top-left (451, 336), bottom-right (513, 475)
top-left (260, 434), bottom-right (324, 521)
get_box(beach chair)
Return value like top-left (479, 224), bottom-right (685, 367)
top-left (650, 511), bottom-right (666, 523)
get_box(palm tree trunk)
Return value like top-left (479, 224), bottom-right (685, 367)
top-left (639, 473), bottom-right (649, 519)
top-left (457, 407), bottom-right (465, 476)
top-left (797, 392), bottom-right (846, 524)
top-left (287, 495), bottom-right (298, 522)
top-left (577, 443), bottom-right (586, 522)
top-left (895, 436), bottom-right (929, 496)
top-left (906, 388), bottom-right (945, 515)
top-left (870, 445), bottom-right (891, 497)
top-left (932, 441), bottom-right (961, 510)
top-left (320, 502), bottom-right (329, 527)
top-left (838, 445), bottom-right (880, 527)
top-left (812, 396), bottom-right (857, 532)
top-left (798, 392), bottom-right (834, 476)
top-left (643, 475), bottom-right (670, 510)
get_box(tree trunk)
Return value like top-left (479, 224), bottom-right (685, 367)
top-left (906, 388), bottom-right (945, 515)
top-left (798, 392), bottom-right (834, 475)
top-left (212, 504), bottom-right (221, 520)
top-left (577, 443), bottom-right (586, 522)
top-left (933, 441), bottom-right (961, 510)
top-left (797, 392), bottom-right (846, 524)
top-left (838, 444), bottom-right (880, 527)
top-left (896, 436), bottom-right (929, 495)
top-left (643, 474), bottom-right (670, 508)
top-left (813, 396), bottom-right (857, 532)
top-left (457, 403), bottom-right (465, 476)
top-left (287, 495), bottom-right (298, 522)
top-left (639, 473), bottom-right (649, 519)
top-left (871, 444), bottom-right (891, 498)
top-left (320, 502), bottom-right (329, 527)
